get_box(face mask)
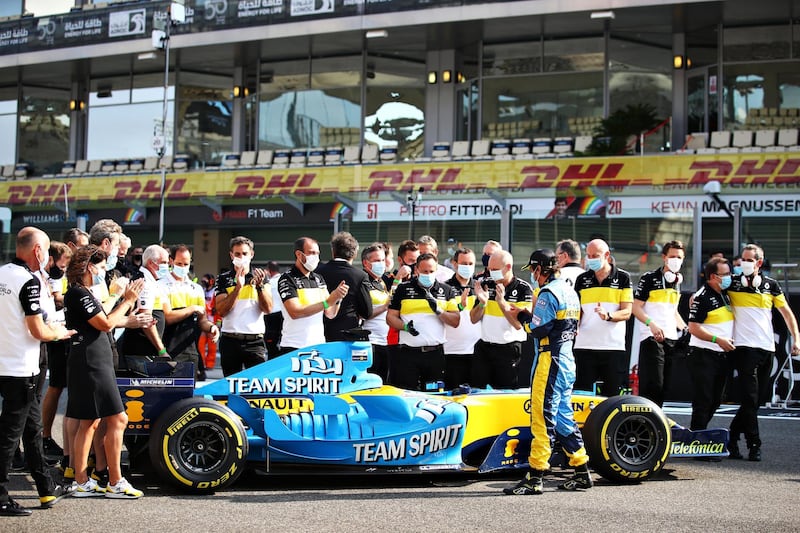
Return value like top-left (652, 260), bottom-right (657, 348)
top-left (370, 261), bottom-right (386, 278)
top-left (481, 254), bottom-right (490, 267)
top-left (489, 269), bottom-right (504, 282)
top-left (302, 253), bottom-right (320, 272)
top-left (157, 264), bottom-right (170, 280)
top-left (740, 261), bottom-right (756, 277)
top-left (457, 264), bottom-right (475, 280)
top-left (447, 247), bottom-right (455, 257)
top-left (133, 254), bottom-right (143, 264)
top-left (48, 265), bottom-right (65, 280)
top-left (105, 246), bottom-right (119, 271)
top-left (172, 265), bottom-right (189, 279)
top-left (586, 258), bottom-right (603, 272)
top-left (666, 257), bottom-right (683, 273)
top-left (719, 274), bottom-right (732, 290)
top-left (232, 256), bottom-right (250, 269)
top-left (90, 266), bottom-right (104, 287)
top-left (38, 248), bottom-right (50, 272)
top-left (530, 273), bottom-right (540, 290)
top-left (732, 265), bottom-right (743, 276)
top-left (418, 273), bottom-right (435, 287)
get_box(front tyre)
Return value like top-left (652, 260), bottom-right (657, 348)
top-left (582, 395), bottom-right (671, 483)
top-left (149, 398), bottom-right (248, 493)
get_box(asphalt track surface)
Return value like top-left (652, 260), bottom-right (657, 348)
top-left (4, 386), bottom-right (800, 532)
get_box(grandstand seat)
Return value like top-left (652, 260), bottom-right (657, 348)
top-left (98, 160), bottom-right (116, 174)
top-left (84, 159), bottom-right (103, 175)
top-left (532, 138), bottom-right (553, 157)
top-left (379, 146), bottom-right (398, 164)
top-left (361, 144), bottom-right (379, 164)
top-left (255, 149), bottom-right (273, 168)
top-left (307, 147), bottom-right (325, 166)
top-left (778, 128), bottom-right (799, 148)
top-left (574, 135), bottom-right (593, 154)
top-left (221, 153), bottom-right (241, 169)
top-left (1, 164), bottom-right (14, 179)
top-left (172, 154), bottom-right (191, 171)
top-left (681, 132), bottom-right (709, 154)
top-left (490, 139), bottom-right (511, 158)
top-left (13, 163), bottom-right (30, 179)
top-left (432, 141), bottom-right (451, 160)
top-left (450, 140), bottom-right (471, 160)
top-left (114, 159), bottom-right (130, 173)
top-left (728, 130), bottom-right (753, 152)
top-left (239, 150), bottom-right (257, 167)
top-left (289, 148), bottom-right (308, 168)
top-left (126, 158), bottom-right (145, 173)
top-left (324, 146), bottom-right (343, 165)
top-left (59, 160), bottom-right (76, 176)
top-left (470, 139), bottom-right (491, 160)
top-left (158, 155), bottom-right (173, 171)
top-left (510, 138), bottom-right (532, 159)
top-left (553, 137), bottom-right (574, 157)
top-left (272, 150), bottom-right (290, 168)
top-left (342, 145), bottom-right (361, 165)
top-left (141, 156), bottom-right (159, 173)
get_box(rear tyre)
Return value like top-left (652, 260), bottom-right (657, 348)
top-left (582, 395), bottom-right (671, 483)
top-left (149, 398), bottom-right (248, 493)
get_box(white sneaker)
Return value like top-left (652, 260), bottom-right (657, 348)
top-left (72, 478), bottom-right (105, 497)
top-left (104, 477), bottom-right (143, 499)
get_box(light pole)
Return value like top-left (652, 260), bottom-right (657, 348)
top-left (406, 187), bottom-right (424, 240)
top-left (153, 2), bottom-right (186, 244)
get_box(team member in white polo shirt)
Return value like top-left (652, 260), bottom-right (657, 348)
top-left (632, 240), bottom-right (688, 407)
top-left (727, 244), bottom-right (800, 461)
top-left (120, 244), bottom-right (170, 359)
top-left (470, 250), bottom-right (533, 389)
top-left (443, 247), bottom-right (481, 389)
top-left (361, 243), bottom-right (391, 381)
top-left (216, 236), bottom-right (273, 376)
top-left (278, 237), bottom-right (349, 354)
top-left (573, 239), bottom-right (633, 396)
top-left (386, 253), bottom-right (460, 391)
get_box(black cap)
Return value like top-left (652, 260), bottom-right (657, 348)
top-left (522, 248), bottom-right (557, 271)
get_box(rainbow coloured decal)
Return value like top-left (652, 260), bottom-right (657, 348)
top-left (329, 202), bottom-right (352, 221)
top-left (124, 208), bottom-right (145, 224)
top-left (575, 196), bottom-right (605, 216)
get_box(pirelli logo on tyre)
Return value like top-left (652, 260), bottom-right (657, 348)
top-left (167, 408), bottom-right (199, 435)
top-left (621, 404), bottom-right (652, 413)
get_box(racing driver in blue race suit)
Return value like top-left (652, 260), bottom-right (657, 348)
top-left (504, 249), bottom-right (593, 495)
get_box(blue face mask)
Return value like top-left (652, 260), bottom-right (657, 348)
top-left (105, 248), bottom-right (119, 271)
top-left (530, 273), bottom-right (540, 290)
top-left (157, 264), bottom-right (170, 280)
top-left (418, 273), bottom-right (435, 287)
top-left (732, 265), bottom-right (743, 276)
top-left (370, 261), bottom-right (386, 278)
top-left (172, 265), bottom-right (189, 279)
top-left (719, 274), bottom-right (732, 290)
top-left (91, 268), bottom-right (104, 286)
top-left (586, 258), bottom-right (603, 272)
top-left (457, 264), bottom-right (475, 280)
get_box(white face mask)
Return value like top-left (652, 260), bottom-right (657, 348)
top-left (666, 257), bottom-right (683, 273)
top-left (740, 261), bottom-right (756, 277)
top-left (457, 264), bottom-right (475, 280)
top-left (232, 256), bottom-right (250, 269)
top-left (302, 253), bottom-right (320, 272)
top-left (38, 247), bottom-right (50, 272)
top-left (172, 265), bottom-right (189, 279)
top-left (105, 245), bottom-right (119, 271)
top-left (489, 269), bottom-right (504, 282)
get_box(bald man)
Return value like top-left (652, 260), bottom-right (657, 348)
top-left (572, 239), bottom-right (633, 396)
top-left (0, 227), bottom-right (75, 515)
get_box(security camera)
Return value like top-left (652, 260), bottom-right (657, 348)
top-left (703, 180), bottom-right (721, 195)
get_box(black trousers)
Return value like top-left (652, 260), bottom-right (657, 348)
top-left (444, 353), bottom-right (474, 390)
top-left (0, 374), bottom-right (55, 501)
top-left (219, 335), bottom-right (266, 377)
top-left (687, 347), bottom-right (729, 430)
top-left (729, 346), bottom-right (771, 447)
top-left (638, 337), bottom-right (678, 407)
top-left (369, 344), bottom-right (390, 383)
top-left (390, 345), bottom-right (445, 391)
top-left (574, 348), bottom-right (626, 396)
top-left (471, 340), bottom-right (522, 389)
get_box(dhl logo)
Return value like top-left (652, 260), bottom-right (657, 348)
top-left (2, 157), bottom-right (799, 206)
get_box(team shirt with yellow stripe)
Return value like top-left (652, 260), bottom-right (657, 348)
top-left (216, 267), bottom-right (269, 335)
top-left (728, 275), bottom-right (787, 351)
top-left (573, 266), bottom-right (633, 350)
top-left (277, 265), bottom-right (329, 348)
top-left (362, 275), bottom-right (390, 345)
top-left (479, 277), bottom-right (533, 344)
top-left (688, 284), bottom-right (734, 352)
top-left (389, 278), bottom-right (459, 347)
top-left (634, 268), bottom-right (682, 341)
top-left (444, 275), bottom-right (481, 354)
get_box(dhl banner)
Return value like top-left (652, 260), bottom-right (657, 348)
top-left (1, 153), bottom-right (799, 208)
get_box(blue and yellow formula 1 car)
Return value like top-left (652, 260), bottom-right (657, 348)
top-left (118, 333), bottom-right (728, 493)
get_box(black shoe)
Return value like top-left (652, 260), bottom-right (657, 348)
top-left (558, 465), bottom-right (594, 491)
top-left (91, 468), bottom-right (109, 490)
top-left (40, 483), bottom-right (74, 509)
top-left (42, 437), bottom-right (64, 459)
top-left (503, 469), bottom-right (544, 495)
top-left (196, 369), bottom-right (207, 382)
top-left (728, 440), bottom-right (743, 460)
top-left (748, 446), bottom-right (762, 462)
top-left (0, 498), bottom-right (32, 516)
top-left (10, 449), bottom-right (25, 472)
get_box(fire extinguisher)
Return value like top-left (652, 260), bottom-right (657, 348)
top-left (629, 364), bottom-right (639, 396)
